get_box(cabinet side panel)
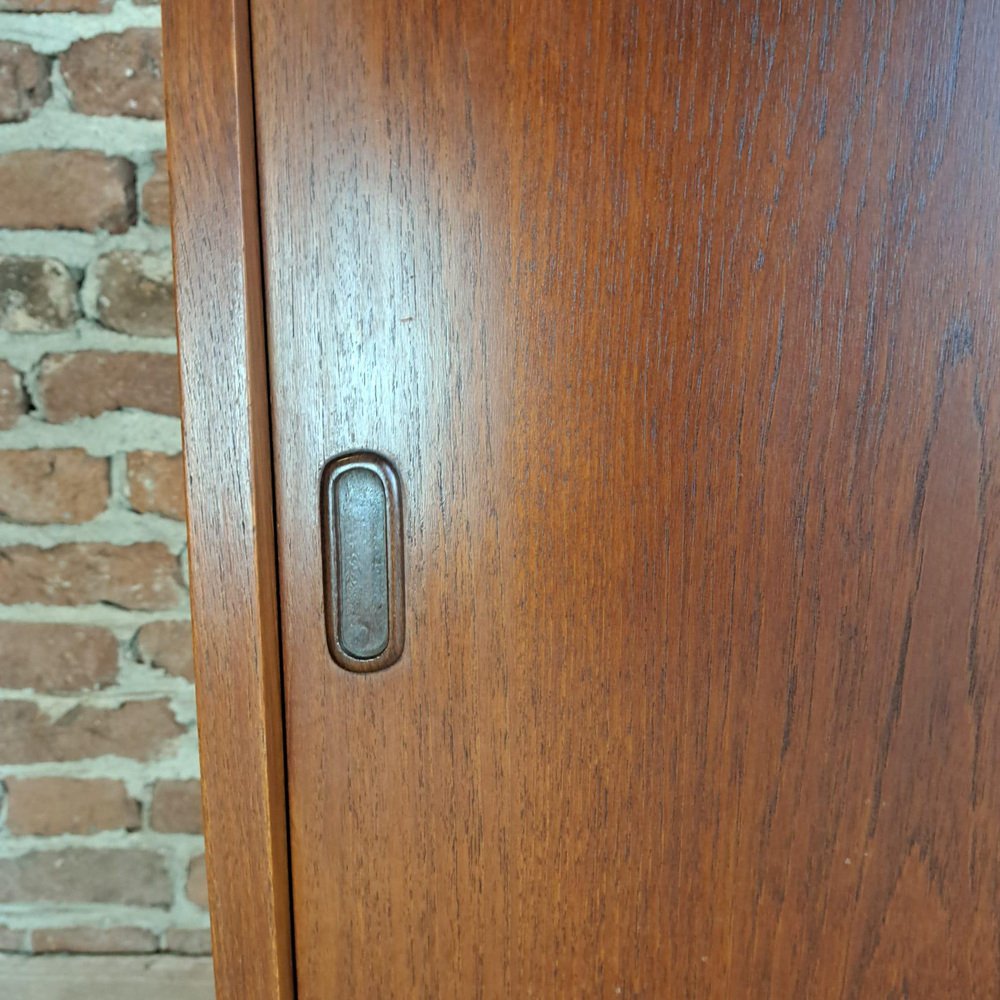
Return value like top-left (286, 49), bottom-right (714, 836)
top-left (163, 2), bottom-right (293, 997)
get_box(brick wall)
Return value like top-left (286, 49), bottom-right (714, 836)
top-left (0, 1), bottom-right (208, 957)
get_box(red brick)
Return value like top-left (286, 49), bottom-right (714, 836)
top-left (31, 926), bottom-right (157, 954)
top-left (150, 780), bottom-right (201, 834)
top-left (0, 449), bottom-right (108, 524)
top-left (0, 361), bottom-right (26, 429)
top-left (142, 151), bottom-right (170, 226)
top-left (185, 854), bottom-right (208, 909)
top-left (0, 848), bottom-right (172, 906)
top-left (0, 0), bottom-right (112, 9)
top-left (0, 41), bottom-right (50, 124)
top-left (163, 928), bottom-right (211, 955)
top-left (0, 257), bottom-right (79, 333)
top-left (135, 620), bottom-right (193, 680)
top-left (0, 542), bottom-right (182, 610)
top-left (0, 151), bottom-right (135, 233)
top-left (61, 29), bottom-right (163, 119)
top-left (91, 252), bottom-right (174, 338)
top-left (0, 698), bottom-right (184, 764)
top-left (127, 451), bottom-right (184, 520)
top-left (5, 778), bottom-right (139, 835)
top-left (0, 622), bottom-right (117, 693)
top-left (37, 351), bottom-right (180, 422)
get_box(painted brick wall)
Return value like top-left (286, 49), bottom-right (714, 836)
top-left (0, 0), bottom-right (209, 957)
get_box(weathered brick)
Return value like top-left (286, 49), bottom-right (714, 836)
top-left (0, 361), bottom-right (26, 429)
top-left (0, 0), bottom-right (199, 953)
top-left (37, 351), bottom-right (180, 422)
top-left (61, 29), bottom-right (164, 119)
top-left (0, 0), bottom-right (113, 9)
top-left (0, 151), bottom-right (135, 233)
top-left (163, 928), bottom-right (211, 955)
top-left (0, 848), bottom-right (172, 906)
top-left (0, 449), bottom-right (108, 524)
top-left (31, 926), bottom-right (157, 954)
top-left (0, 698), bottom-right (184, 764)
top-left (0, 542), bottom-right (182, 609)
top-left (135, 620), bottom-right (193, 681)
top-left (91, 252), bottom-right (174, 338)
top-left (0, 926), bottom-right (24, 951)
top-left (0, 257), bottom-right (78, 333)
top-left (186, 854), bottom-right (208, 909)
top-left (0, 622), bottom-right (117, 693)
top-left (142, 151), bottom-right (170, 226)
top-left (150, 780), bottom-right (201, 834)
top-left (127, 451), bottom-right (184, 520)
top-left (0, 41), bottom-right (50, 124)
top-left (5, 777), bottom-right (140, 835)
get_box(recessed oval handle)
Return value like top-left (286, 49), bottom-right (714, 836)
top-left (321, 452), bottom-right (405, 672)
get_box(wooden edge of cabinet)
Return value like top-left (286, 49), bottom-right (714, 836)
top-left (162, 1), bottom-right (294, 998)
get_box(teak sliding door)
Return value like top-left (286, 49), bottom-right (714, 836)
top-left (167, 1), bottom-right (1000, 996)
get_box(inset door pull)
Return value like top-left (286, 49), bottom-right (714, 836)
top-left (321, 452), bottom-right (405, 672)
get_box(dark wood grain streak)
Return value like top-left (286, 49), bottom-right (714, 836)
top-left (253, 0), bottom-right (1000, 995)
top-left (162, 2), bottom-right (294, 997)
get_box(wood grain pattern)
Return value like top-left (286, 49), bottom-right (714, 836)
top-left (252, 0), bottom-right (1000, 995)
top-left (162, 2), bottom-right (294, 998)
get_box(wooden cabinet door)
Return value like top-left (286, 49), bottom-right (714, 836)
top-left (249, 2), bottom-right (1000, 995)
